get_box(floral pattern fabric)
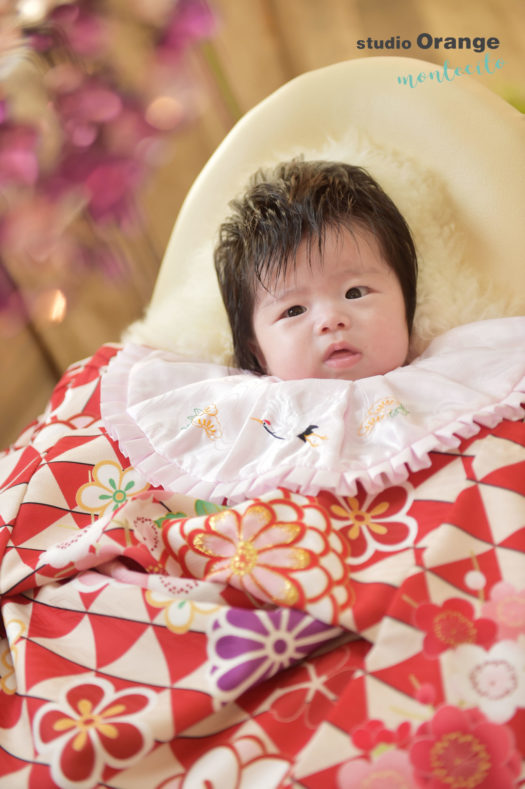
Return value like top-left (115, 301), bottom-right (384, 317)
top-left (0, 344), bottom-right (524, 788)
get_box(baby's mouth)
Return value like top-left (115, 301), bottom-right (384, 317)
top-left (323, 343), bottom-right (361, 369)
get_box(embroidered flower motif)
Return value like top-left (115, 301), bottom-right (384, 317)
top-left (181, 405), bottom-right (222, 441)
top-left (158, 735), bottom-right (291, 789)
top-left (409, 705), bottom-right (521, 789)
top-left (145, 590), bottom-right (220, 634)
top-left (76, 460), bottom-right (150, 517)
top-left (208, 607), bottom-right (341, 702)
top-left (440, 640), bottom-right (525, 724)
top-left (414, 598), bottom-right (497, 657)
top-left (187, 503), bottom-right (311, 606)
top-left (338, 749), bottom-right (416, 789)
top-left (320, 485), bottom-right (417, 564)
top-left (482, 582), bottom-right (525, 641)
top-left (33, 678), bottom-right (156, 789)
top-left (357, 396), bottom-right (410, 437)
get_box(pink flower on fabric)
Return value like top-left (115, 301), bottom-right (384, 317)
top-left (414, 598), bottom-right (497, 657)
top-left (319, 485), bottom-right (417, 564)
top-left (33, 678), bottom-right (156, 789)
top-left (351, 718), bottom-right (412, 753)
top-left (482, 582), bottom-right (525, 641)
top-left (409, 706), bottom-right (521, 789)
top-left (338, 749), bottom-right (417, 788)
top-left (187, 503), bottom-right (311, 606)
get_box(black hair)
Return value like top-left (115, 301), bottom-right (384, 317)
top-left (214, 159), bottom-right (418, 373)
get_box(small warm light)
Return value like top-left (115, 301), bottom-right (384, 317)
top-left (17, 0), bottom-right (48, 24)
top-left (33, 289), bottom-right (68, 324)
top-left (145, 96), bottom-right (184, 131)
top-left (48, 289), bottom-right (67, 323)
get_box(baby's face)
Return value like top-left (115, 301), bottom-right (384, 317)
top-left (251, 225), bottom-right (409, 381)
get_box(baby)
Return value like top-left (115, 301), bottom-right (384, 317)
top-left (214, 160), bottom-right (418, 381)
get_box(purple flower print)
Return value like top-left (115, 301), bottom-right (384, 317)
top-left (208, 607), bottom-right (341, 702)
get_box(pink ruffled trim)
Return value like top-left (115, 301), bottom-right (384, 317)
top-left (101, 342), bottom-right (525, 504)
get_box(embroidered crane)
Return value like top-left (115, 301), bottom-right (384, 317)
top-left (250, 418), bottom-right (285, 440)
top-left (251, 418), bottom-right (327, 447)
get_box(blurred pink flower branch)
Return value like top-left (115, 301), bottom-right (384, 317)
top-left (0, 0), bottom-right (215, 333)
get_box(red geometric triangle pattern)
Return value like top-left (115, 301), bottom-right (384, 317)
top-left (0, 345), bottom-right (524, 787)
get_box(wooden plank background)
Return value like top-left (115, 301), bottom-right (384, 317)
top-left (1, 0), bottom-right (524, 448)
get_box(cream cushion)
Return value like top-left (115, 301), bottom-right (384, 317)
top-left (125, 56), bottom-right (525, 361)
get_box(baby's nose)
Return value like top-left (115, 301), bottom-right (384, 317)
top-left (317, 308), bottom-right (350, 334)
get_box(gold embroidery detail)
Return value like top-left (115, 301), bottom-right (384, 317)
top-left (358, 398), bottom-right (409, 437)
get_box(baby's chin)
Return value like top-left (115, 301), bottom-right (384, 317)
top-left (274, 364), bottom-right (401, 382)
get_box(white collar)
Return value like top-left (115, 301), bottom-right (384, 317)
top-left (101, 318), bottom-right (525, 504)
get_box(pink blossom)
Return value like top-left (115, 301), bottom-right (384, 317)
top-left (57, 79), bottom-right (122, 125)
top-left (159, 0), bottom-right (216, 58)
top-left (85, 157), bottom-right (142, 225)
top-left (52, 151), bottom-right (142, 226)
top-left (54, 77), bottom-right (123, 149)
top-left (103, 104), bottom-right (158, 158)
top-left (0, 123), bottom-right (39, 186)
top-left (482, 582), bottom-right (525, 641)
top-left (409, 706), bottom-right (521, 788)
top-left (50, 4), bottom-right (107, 56)
top-left (28, 31), bottom-right (55, 52)
top-left (351, 719), bottom-right (412, 752)
top-left (338, 750), bottom-right (417, 788)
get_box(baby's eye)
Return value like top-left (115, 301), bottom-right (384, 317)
top-left (345, 286), bottom-right (369, 300)
top-left (284, 305), bottom-right (306, 318)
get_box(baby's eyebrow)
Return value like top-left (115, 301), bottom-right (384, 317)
top-left (256, 263), bottom-right (387, 309)
top-left (255, 282), bottom-right (306, 308)
top-left (271, 284), bottom-right (307, 301)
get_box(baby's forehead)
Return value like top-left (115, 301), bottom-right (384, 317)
top-left (256, 224), bottom-right (388, 291)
